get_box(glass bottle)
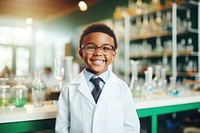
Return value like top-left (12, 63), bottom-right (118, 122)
top-left (186, 38), bottom-right (193, 53)
top-left (127, 1), bottom-right (135, 16)
top-left (12, 78), bottom-right (28, 107)
top-left (32, 71), bottom-right (46, 107)
top-left (154, 37), bottom-right (163, 55)
top-left (166, 11), bottom-right (172, 32)
top-left (152, 0), bottom-right (162, 10)
top-left (135, 0), bottom-right (143, 15)
top-left (0, 78), bottom-right (12, 106)
top-left (135, 17), bottom-right (142, 36)
top-left (149, 15), bottom-right (157, 33)
top-left (186, 9), bottom-right (192, 30)
top-left (141, 15), bottom-right (149, 34)
top-left (155, 11), bottom-right (163, 33)
top-left (113, 6), bottom-right (123, 20)
top-left (130, 60), bottom-right (142, 98)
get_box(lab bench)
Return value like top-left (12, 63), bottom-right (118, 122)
top-left (0, 91), bottom-right (200, 133)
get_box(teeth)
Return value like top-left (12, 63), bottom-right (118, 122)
top-left (93, 60), bottom-right (103, 62)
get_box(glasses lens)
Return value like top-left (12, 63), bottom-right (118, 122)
top-left (85, 45), bottom-right (96, 54)
top-left (83, 44), bottom-right (114, 54)
top-left (101, 45), bottom-right (113, 54)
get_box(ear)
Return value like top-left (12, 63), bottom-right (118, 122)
top-left (79, 49), bottom-right (83, 59)
top-left (111, 51), bottom-right (116, 60)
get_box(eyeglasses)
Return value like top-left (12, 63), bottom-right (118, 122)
top-left (81, 44), bottom-right (115, 55)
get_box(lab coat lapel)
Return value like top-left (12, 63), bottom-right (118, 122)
top-left (96, 71), bottom-right (120, 105)
top-left (74, 71), bottom-right (96, 105)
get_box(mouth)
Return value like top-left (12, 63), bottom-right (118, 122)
top-left (91, 59), bottom-right (105, 64)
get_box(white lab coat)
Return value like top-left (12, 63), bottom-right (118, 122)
top-left (55, 70), bottom-right (140, 133)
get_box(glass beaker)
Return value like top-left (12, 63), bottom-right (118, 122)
top-left (130, 60), bottom-right (142, 98)
top-left (0, 78), bottom-right (12, 106)
top-left (32, 71), bottom-right (46, 107)
top-left (12, 78), bottom-right (28, 107)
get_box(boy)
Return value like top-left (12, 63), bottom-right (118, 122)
top-left (55, 23), bottom-right (140, 133)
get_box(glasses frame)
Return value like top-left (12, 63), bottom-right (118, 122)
top-left (81, 44), bottom-right (116, 55)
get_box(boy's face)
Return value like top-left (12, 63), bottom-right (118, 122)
top-left (79, 32), bottom-right (116, 75)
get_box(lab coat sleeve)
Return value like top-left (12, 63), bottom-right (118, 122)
top-left (123, 84), bottom-right (140, 133)
top-left (55, 85), bottom-right (70, 133)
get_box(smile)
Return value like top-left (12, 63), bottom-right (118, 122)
top-left (91, 59), bottom-right (105, 63)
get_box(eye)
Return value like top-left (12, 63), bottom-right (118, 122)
top-left (86, 45), bottom-right (96, 50)
top-left (102, 46), bottom-right (112, 51)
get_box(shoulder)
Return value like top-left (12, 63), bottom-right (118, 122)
top-left (110, 71), bottom-right (129, 86)
top-left (62, 71), bottom-right (84, 90)
top-left (109, 71), bottom-right (130, 93)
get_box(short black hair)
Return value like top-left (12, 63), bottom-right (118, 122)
top-left (79, 23), bottom-right (117, 50)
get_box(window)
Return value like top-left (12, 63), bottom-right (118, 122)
top-left (0, 25), bottom-right (32, 75)
top-left (0, 46), bottom-right (12, 71)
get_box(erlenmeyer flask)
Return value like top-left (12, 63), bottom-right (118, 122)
top-left (143, 67), bottom-right (153, 99)
top-left (168, 77), bottom-right (179, 96)
top-left (130, 60), bottom-right (142, 98)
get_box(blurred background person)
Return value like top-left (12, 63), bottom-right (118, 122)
top-left (42, 67), bottom-right (54, 89)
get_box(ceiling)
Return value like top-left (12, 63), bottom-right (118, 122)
top-left (0, 0), bottom-right (101, 22)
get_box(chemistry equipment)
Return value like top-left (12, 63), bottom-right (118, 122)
top-left (153, 65), bottom-right (163, 95)
top-left (12, 78), bottom-right (28, 107)
top-left (49, 56), bottom-right (74, 104)
top-left (130, 60), bottom-right (142, 98)
top-left (168, 77), bottom-right (179, 96)
top-left (32, 71), bottom-right (46, 107)
top-left (143, 67), bottom-right (153, 99)
top-left (0, 78), bottom-right (12, 106)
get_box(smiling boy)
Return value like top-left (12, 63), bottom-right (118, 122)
top-left (55, 23), bottom-right (140, 133)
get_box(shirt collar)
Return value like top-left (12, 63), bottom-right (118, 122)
top-left (84, 69), bottom-right (109, 83)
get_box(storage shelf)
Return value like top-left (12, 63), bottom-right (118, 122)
top-left (113, 1), bottom-right (199, 83)
top-left (177, 72), bottom-right (198, 77)
top-left (130, 51), bottom-right (194, 59)
top-left (130, 29), bottom-right (198, 41)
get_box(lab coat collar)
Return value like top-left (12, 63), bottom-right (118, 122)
top-left (69, 70), bottom-right (121, 106)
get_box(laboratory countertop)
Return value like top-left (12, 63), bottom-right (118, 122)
top-left (0, 90), bottom-right (200, 124)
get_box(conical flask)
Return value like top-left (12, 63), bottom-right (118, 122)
top-left (143, 67), bottom-right (153, 99)
top-left (168, 77), bottom-right (179, 96)
top-left (130, 60), bottom-right (142, 98)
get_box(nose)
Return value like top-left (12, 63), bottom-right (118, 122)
top-left (93, 47), bottom-right (103, 55)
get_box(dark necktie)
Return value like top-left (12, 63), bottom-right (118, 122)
top-left (90, 77), bottom-right (102, 103)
